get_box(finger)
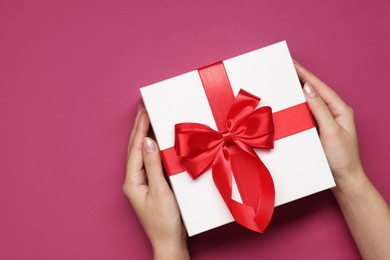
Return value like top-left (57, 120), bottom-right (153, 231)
top-left (127, 105), bottom-right (143, 159)
top-left (294, 60), bottom-right (355, 129)
top-left (143, 137), bottom-right (170, 194)
top-left (125, 109), bottom-right (150, 190)
top-left (294, 60), bottom-right (349, 118)
top-left (303, 82), bottom-right (339, 132)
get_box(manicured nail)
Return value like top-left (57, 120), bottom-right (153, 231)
top-left (303, 83), bottom-right (316, 98)
top-left (143, 137), bottom-right (156, 154)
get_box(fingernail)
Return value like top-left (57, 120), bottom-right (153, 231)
top-left (143, 137), bottom-right (156, 154)
top-left (303, 83), bottom-right (316, 98)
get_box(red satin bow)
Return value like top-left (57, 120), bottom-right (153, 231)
top-left (174, 89), bottom-right (275, 233)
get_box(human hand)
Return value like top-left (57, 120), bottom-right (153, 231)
top-left (123, 106), bottom-right (189, 260)
top-left (294, 61), bottom-right (390, 260)
top-left (294, 61), bottom-right (366, 194)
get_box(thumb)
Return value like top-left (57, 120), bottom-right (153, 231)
top-left (303, 82), bottom-right (338, 133)
top-left (143, 137), bottom-right (170, 194)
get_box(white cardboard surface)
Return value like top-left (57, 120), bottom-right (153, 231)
top-left (140, 41), bottom-right (335, 236)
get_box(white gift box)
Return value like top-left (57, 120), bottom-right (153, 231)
top-left (140, 41), bottom-right (335, 236)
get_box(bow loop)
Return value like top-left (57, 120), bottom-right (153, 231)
top-left (231, 106), bottom-right (275, 149)
top-left (175, 123), bottom-right (224, 178)
top-left (225, 89), bottom-right (260, 126)
top-left (175, 123), bottom-right (223, 157)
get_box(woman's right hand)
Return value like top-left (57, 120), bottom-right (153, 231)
top-left (294, 61), bottom-right (365, 194)
top-left (294, 60), bottom-right (390, 260)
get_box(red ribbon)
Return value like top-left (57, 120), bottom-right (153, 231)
top-left (161, 61), bottom-right (314, 233)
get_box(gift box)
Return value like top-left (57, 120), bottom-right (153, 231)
top-left (140, 41), bottom-right (335, 236)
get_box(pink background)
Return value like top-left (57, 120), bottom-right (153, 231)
top-left (1, 0), bottom-right (389, 259)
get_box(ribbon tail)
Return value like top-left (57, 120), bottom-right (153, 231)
top-left (231, 150), bottom-right (275, 232)
top-left (212, 147), bottom-right (275, 233)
